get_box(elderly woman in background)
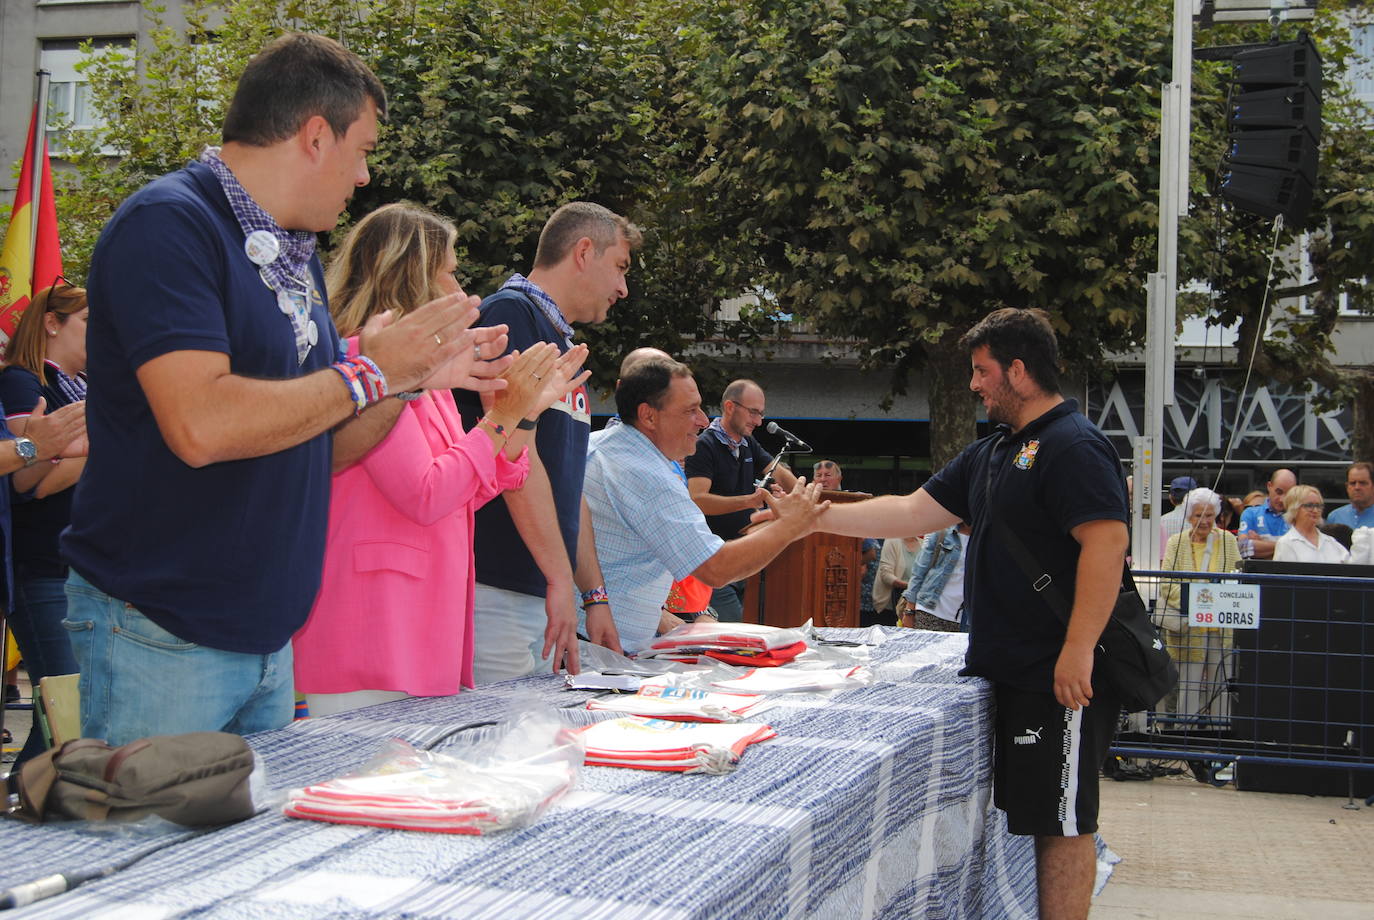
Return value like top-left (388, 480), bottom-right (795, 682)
top-left (0, 281), bottom-right (89, 764)
top-left (873, 535), bottom-right (922, 621)
top-left (293, 204), bottom-right (589, 716)
top-left (1157, 487), bottom-right (1241, 728)
top-left (1273, 485), bottom-right (1350, 564)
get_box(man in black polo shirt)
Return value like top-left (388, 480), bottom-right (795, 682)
top-left (685, 378), bottom-right (797, 620)
top-left (812, 308), bottom-right (1128, 920)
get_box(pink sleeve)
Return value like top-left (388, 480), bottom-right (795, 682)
top-left (359, 399), bottom-right (504, 527)
top-left (472, 446), bottom-right (529, 511)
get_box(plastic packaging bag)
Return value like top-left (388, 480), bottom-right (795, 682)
top-left (646, 620), bottom-right (807, 653)
top-left (575, 716), bottom-right (777, 774)
top-left (574, 639), bottom-right (688, 676)
top-left (710, 665), bottom-right (873, 695)
top-left (639, 621), bottom-right (809, 666)
top-left (282, 706), bottom-right (582, 834)
top-left (585, 684), bottom-right (770, 722)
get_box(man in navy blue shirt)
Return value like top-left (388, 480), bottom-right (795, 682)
top-left (455, 203), bottom-right (641, 682)
top-left (812, 308), bottom-right (1128, 920)
top-left (63, 34), bottom-right (507, 746)
top-left (685, 379), bottom-right (797, 620)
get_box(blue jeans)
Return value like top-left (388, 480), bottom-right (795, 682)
top-left (8, 571), bottom-right (78, 764)
top-left (709, 582), bottom-right (745, 622)
top-left (63, 570), bottom-right (293, 746)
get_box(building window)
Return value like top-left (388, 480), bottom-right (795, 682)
top-left (1350, 22), bottom-right (1374, 112)
top-left (41, 38), bottom-right (131, 156)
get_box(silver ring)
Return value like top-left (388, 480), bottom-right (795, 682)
top-left (474, 343), bottom-right (482, 359)
top-left (532, 373), bottom-right (543, 380)
top-left (434, 333), bottom-right (443, 346)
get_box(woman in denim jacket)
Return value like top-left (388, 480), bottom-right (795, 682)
top-left (898, 522), bottom-right (971, 632)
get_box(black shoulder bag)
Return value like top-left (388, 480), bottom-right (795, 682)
top-left (984, 446), bottom-right (1177, 713)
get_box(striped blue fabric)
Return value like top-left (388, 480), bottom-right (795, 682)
top-left (0, 630), bottom-right (1055, 919)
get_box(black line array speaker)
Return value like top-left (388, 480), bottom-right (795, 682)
top-left (1219, 32), bottom-right (1322, 223)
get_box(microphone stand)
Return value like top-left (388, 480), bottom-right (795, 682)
top-left (753, 432), bottom-right (807, 623)
top-left (756, 433), bottom-right (807, 490)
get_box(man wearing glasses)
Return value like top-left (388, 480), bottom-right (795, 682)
top-left (685, 378), bottom-right (796, 620)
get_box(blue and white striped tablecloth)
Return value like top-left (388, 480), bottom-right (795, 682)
top-left (0, 629), bottom-right (1050, 918)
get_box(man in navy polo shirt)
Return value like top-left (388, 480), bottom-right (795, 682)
top-left (455, 202), bottom-right (641, 683)
top-left (685, 379), bottom-right (797, 620)
top-left (813, 308), bottom-right (1128, 920)
top-left (1238, 468), bottom-right (1296, 559)
top-left (62, 34), bottom-right (504, 746)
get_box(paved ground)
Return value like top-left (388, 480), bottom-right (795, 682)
top-left (7, 678), bottom-right (1373, 919)
top-left (1096, 769), bottom-right (1374, 919)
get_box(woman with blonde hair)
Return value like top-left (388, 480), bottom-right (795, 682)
top-left (1273, 484), bottom-right (1350, 563)
top-left (1157, 487), bottom-right (1241, 731)
top-left (293, 203), bottom-right (589, 715)
top-left (0, 280), bottom-right (89, 763)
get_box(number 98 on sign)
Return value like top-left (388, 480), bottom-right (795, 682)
top-left (1186, 584), bottom-right (1261, 629)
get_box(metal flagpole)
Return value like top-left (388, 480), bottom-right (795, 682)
top-left (5, 70), bottom-right (53, 766)
top-left (29, 70), bottom-right (51, 284)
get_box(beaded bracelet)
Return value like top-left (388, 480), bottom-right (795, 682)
top-left (352, 355), bottom-right (388, 403)
top-left (477, 415), bottom-right (516, 442)
top-left (580, 585), bottom-right (610, 608)
top-left (330, 355), bottom-right (390, 416)
top-left (329, 363), bottom-right (367, 415)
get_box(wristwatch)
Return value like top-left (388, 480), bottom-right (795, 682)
top-left (11, 436), bottom-right (37, 467)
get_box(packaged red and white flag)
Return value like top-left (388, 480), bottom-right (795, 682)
top-left (585, 684), bottom-right (768, 722)
top-left (575, 716), bottom-right (777, 774)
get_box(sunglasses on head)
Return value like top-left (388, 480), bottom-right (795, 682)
top-left (45, 275), bottom-right (74, 304)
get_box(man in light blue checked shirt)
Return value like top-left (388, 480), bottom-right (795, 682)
top-left (582, 357), bottom-right (829, 653)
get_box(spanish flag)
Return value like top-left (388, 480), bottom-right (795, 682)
top-left (0, 103), bottom-right (62, 345)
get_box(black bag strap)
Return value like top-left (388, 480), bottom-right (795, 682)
top-left (982, 433), bottom-right (1134, 628)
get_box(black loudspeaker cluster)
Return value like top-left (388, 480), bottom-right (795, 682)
top-left (1219, 32), bottom-right (1322, 224)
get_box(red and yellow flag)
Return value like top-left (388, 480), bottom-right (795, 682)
top-left (0, 103), bottom-right (62, 345)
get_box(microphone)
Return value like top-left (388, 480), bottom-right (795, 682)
top-left (765, 421), bottom-right (812, 452)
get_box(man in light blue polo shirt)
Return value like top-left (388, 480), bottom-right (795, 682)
top-left (1328, 461), bottom-right (1374, 530)
top-left (582, 357), bottom-right (827, 653)
top-left (1238, 468), bottom-right (1296, 559)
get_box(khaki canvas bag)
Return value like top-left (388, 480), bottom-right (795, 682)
top-left (6, 732), bottom-right (256, 827)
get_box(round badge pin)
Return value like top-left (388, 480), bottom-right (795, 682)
top-left (277, 289), bottom-right (296, 316)
top-left (244, 230), bottom-right (280, 266)
top-left (307, 320), bottom-right (319, 346)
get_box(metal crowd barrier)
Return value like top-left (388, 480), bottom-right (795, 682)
top-left (1112, 567), bottom-right (1374, 798)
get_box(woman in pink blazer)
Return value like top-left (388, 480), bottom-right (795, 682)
top-left (294, 204), bottom-right (588, 716)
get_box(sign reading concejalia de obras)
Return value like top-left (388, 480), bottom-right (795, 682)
top-left (1187, 583), bottom-right (1261, 629)
top-left (1085, 373), bottom-right (1349, 463)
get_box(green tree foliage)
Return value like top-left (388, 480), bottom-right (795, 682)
top-left (677, 0), bottom-right (1374, 466)
top-left (55, 0), bottom-right (757, 393)
top-left (678, 0), bottom-right (1176, 466)
top-left (54, 2), bottom-right (238, 277)
top-left (51, 0), bottom-right (1374, 462)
